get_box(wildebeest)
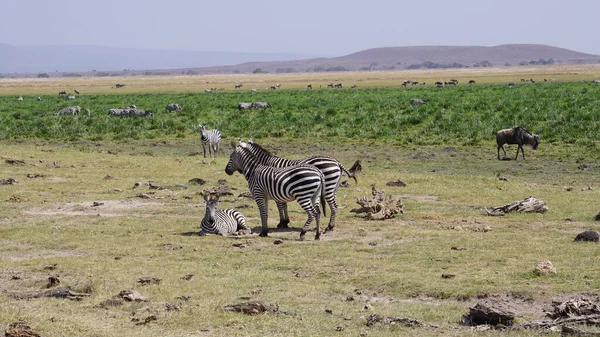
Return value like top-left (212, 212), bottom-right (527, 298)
top-left (17, 96), bottom-right (23, 102)
top-left (66, 95), bottom-right (76, 100)
top-left (74, 89), bottom-right (80, 95)
top-left (410, 98), bottom-right (427, 105)
top-left (508, 82), bottom-right (516, 87)
top-left (334, 83), bottom-right (342, 88)
top-left (165, 103), bottom-right (182, 112)
top-left (496, 127), bottom-right (539, 160)
top-left (468, 80), bottom-right (476, 85)
top-left (327, 83), bottom-right (334, 88)
top-left (269, 85), bottom-right (278, 90)
top-left (351, 85), bottom-right (357, 89)
top-left (238, 102), bottom-right (253, 111)
top-left (235, 83), bottom-right (243, 89)
top-left (252, 101), bottom-right (272, 109)
top-left (112, 84), bottom-right (125, 89)
top-left (58, 91), bottom-right (67, 96)
top-left (307, 84), bottom-right (312, 89)
top-left (57, 106), bottom-right (81, 116)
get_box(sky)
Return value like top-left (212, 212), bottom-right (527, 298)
top-left (2, 0), bottom-right (600, 57)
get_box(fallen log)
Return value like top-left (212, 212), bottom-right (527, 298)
top-left (11, 286), bottom-right (90, 300)
top-left (485, 196), bottom-right (547, 216)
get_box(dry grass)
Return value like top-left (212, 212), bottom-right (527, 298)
top-left (1, 64), bottom-right (600, 96)
top-left (1, 138), bottom-right (599, 336)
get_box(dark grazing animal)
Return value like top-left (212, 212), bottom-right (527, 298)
top-left (112, 84), bottom-right (125, 89)
top-left (165, 103), bottom-right (182, 112)
top-left (239, 140), bottom-right (361, 233)
top-left (496, 127), bottom-right (539, 160)
top-left (307, 84), bottom-right (312, 89)
top-left (199, 124), bottom-right (221, 158)
top-left (235, 83), bottom-right (243, 89)
top-left (74, 89), bottom-right (80, 95)
top-left (225, 143), bottom-right (326, 240)
top-left (468, 80), bottom-right (476, 85)
top-left (58, 91), bottom-right (67, 96)
top-left (200, 192), bottom-right (249, 236)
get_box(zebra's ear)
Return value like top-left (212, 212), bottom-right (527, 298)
top-left (230, 141), bottom-right (237, 150)
top-left (201, 191), bottom-right (209, 201)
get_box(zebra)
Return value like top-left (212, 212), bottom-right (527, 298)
top-left (200, 192), bottom-right (249, 236)
top-left (199, 124), bottom-right (221, 158)
top-left (225, 143), bottom-right (326, 240)
top-left (238, 140), bottom-right (361, 233)
top-left (57, 106), bottom-right (81, 116)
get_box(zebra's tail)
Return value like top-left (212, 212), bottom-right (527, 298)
top-left (343, 160), bottom-right (362, 183)
top-left (320, 175), bottom-right (327, 217)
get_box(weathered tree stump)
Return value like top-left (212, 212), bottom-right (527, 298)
top-left (350, 185), bottom-right (404, 220)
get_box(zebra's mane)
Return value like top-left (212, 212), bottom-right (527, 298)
top-left (248, 141), bottom-right (274, 157)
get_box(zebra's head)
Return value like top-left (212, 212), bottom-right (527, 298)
top-left (225, 144), bottom-right (243, 175)
top-left (203, 192), bottom-right (219, 218)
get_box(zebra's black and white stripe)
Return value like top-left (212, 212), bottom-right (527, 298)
top-left (199, 124), bottom-right (221, 158)
top-left (225, 143), bottom-right (326, 240)
top-left (200, 193), bottom-right (248, 236)
top-left (240, 140), bottom-right (361, 233)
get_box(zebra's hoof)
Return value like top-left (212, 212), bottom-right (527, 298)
top-left (259, 231), bottom-right (269, 237)
top-left (315, 233), bottom-right (321, 240)
top-left (277, 221), bottom-right (290, 228)
top-left (324, 226), bottom-right (334, 233)
top-left (299, 231), bottom-right (306, 241)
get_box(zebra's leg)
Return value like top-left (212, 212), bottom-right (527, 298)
top-left (324, 196), bottom-right (337, 233)
top-left (275, 202), bottom-right (290, 228)
top-left (202, 144), bottom-right (207, 158)
top-left (256, 197), bottom-right (270, 237)
top-left (299, 203), bottom-right (316, 241)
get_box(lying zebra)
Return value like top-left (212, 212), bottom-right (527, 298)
top-left (200, 192), bottom-right (249, 236)
top-left (225, 142), bottom-right (326, 240)
top-left (239, 140), bottom-right (361, 233)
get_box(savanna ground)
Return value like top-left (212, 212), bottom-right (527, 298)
top-left (1, 65), bottom-right (600, 336)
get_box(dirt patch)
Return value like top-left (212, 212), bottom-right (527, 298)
top-left (25, 200), bottom-right (164, 217)
top-left (400, 194), bottom-right (439, 202)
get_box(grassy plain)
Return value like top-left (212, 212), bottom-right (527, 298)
top-left (1, 66), bottom-right (600, 336)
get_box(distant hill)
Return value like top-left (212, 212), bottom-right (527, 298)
top-left (1, 44), bottom-right (599, 78)
top-left (186, 44), bottom-right (600, 74)
top-left (0, 43), bottom-right (321, 74)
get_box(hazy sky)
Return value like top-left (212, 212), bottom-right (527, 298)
top-left (2, 0), bottom-right (599, 56)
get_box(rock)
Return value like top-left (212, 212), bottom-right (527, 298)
top-left (462, 303), bottom-right (515, 326)
top-left (575, 231), bottom-right (599, 242)
top-left (273, 239), bottom-right (284, 245)
top-left (534, 260), bottom-right (557, 275)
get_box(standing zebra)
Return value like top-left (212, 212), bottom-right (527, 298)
top-left (199, 124), bottom-right (221, 158)
top-left (225, 143), bottom-right (326, 240)
top-left (200, 192), bottom-right (249, 236)
top-left (239, 140), bottom-right (361, 233)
